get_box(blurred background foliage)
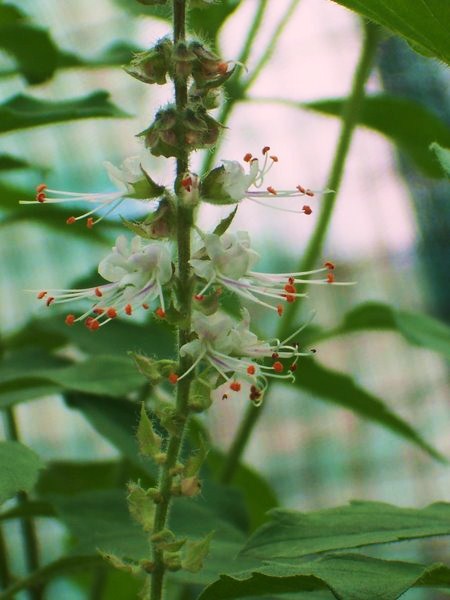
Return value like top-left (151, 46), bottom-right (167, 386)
top-left (0, 0), bottom-right (449, 599)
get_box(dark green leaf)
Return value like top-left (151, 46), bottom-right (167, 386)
top-left (0, 154), bottom-right (32, 171)
top-left (0, 500), bottom-right (55, 522)
top-left (329, 0), bottom-right (450, 64)
top-left (0, 92), bottom-right (129, 135)
top-left (57, 41), bottom-right (141, 70)
top-left (430, 142), bottom-right (450, 177)
top-left (198, 554), bottom-right (450, 600)
top-left (292, 358), bottom-right (445, 461)
top-left (188, 1), bottom-right (242, 44)
top-left (304, 95), bottom-right (450, 178)
top-left (242, 501), bottom-right (450, 559)
top-left (0, 441), bottom-right (43, 504)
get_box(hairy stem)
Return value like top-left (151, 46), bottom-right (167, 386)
top-left (3, 408), bottom-right (43, 600)
top-left (149, 2), bottom-right (193, 599)
top-left (220, 21), bottom-right (379, 484)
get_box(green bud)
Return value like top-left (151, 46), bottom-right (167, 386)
top-left (127, 481), bottom-right (156, 532)
top-left (99, 550), bottom-right (140, 575)
top-left (130, 353), bottom-right (162, 384)
top-left (138, 107), bottom-right (179, 158)
top-left (180, 476), bottom-right (202, 497)
top-left (181, 532), bottom-right (214, 573)
top-left (200, 165), bottom-right (237, 205)
top-left (124, 38), bottom-right (172, 85)
top-left (137, 403), bottom-right (162, 458)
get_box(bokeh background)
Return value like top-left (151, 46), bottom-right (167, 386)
top-left (1, 0), bottom-right (449, 598)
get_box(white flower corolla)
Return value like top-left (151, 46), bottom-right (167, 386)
top-left (191, 231), bottom-right (347, 315)
top-left (34, 235), bottom-right (172, 329)
top-left (178, 309), bottom-right (313, 405)
top-left (21, 154), bottom-right (163, 228)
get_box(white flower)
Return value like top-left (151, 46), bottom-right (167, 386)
top-left (21, 155), bottom-right (163, 228)
top-left (34, 235), bottom-right (172, 329)
top-left (178, 309), bottom-right (312, 405)
top-left (191, 231), bottom-right (347, 315)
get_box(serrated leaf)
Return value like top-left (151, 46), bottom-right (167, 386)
top-left (242, 501), bottom-right (450, 560)
top-left (329, 0), bottom-right (450, 65)
top-left (303, 95), bottom-right (450, 178)
top-left (0, 441), bottom-right (43, 504)
top-left (292, 357), bottom-right (445, 462)
top-left (0, 92), bottom-right (129, 135)
top-left (430, 142), bottom-right (450, 177)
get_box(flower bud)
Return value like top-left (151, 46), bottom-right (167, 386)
top-left (172, 41), bottom-right (197, 80)
top-left (190, 41), bottom-right (233, 89)
top-left (180, 476), bottom-right (202, 497)
top-left (125, 38), bottom-right (172, 85)
top-left (138, 107), bottom-right (178, 158)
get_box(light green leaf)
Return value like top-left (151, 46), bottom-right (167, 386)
top-left (198, 554), bottom-right (450, 600)
top-left (303, 95), bottom-right (450, 178)
top-left (242, 501), bottom-right (450, 560)
top-left (292, 358), bottom-right (445, 462)
top-left (0, 92), bottom-right (129, 135)
top-left (0, 441), bottom-right (43, 504)
top-left (329, 0), bottom-right (450, 65)
top-left (430, 142), bottom-right (450, 177)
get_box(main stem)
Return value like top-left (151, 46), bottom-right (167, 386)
top-left (150, 2), bottom-right (192, 599)
top-left (220, 21), bottom-right (379, 484)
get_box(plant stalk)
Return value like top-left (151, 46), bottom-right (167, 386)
top-left (149, 2), bottom-right (193, 599)
top-left (220, 21), bottom-right (379, 484)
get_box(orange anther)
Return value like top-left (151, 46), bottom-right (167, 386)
top-left (324, 261), bottom-right (335, 270)
top-left (107, 308), bottom-right (117, 319)
top-left (277, 304), bottom-right (283, 316)
top-left (65, 314), bottom-right (75, 326)
top-left (125, 304), bottom-right (132, 315)
top-left (142, 303), bottom-right (149, 310)
top-left (93, 308), bottom-right (104, 315)
top-left (273, 361), bottom-right (283, 373)
top-left (95, 288), bottom-right (102, 297)
top-left (181, 176), bottom-right (192, 190)
top-left (36, 184), bottom-right (47, 193)
top-left (306, 189), bottom-right (314, 197)
top-left (230, 381), bottom-right (241, 392)
top-left (247, 365), bottom-right (256, 375)
top-left (302, 205), bottom-right (312, 215)
top-left (284, 283), bottom-right (296, 294)
top-left (194, 294), bottom-right (204, 301)
top-left (262, 146), bottom-right (270, 155)
top-left (37, 291), bottom-right (47, 299)
top-left (168, 373), bottom-right (179, 385)
top-left (289, 364), bottom-right (297, 372)
top-left (66, 216), bottom-right (76, 224)
top-left (46, 296), bottom-right (55, 306)
top-left (285, 294), bottom-right (296, 303)
top-left (296, 185), bottom-right (306, 194)
top-left (267, 186), bottom-right (277, 195)
top-left (243, 153), bottom-right (252, 163)
top-left (36, 192), bottom-right (46, 203)
top-left (86, 217), bottom-right (94, 229)
top-left (272, 352), bottom-right (279, 360)
top-left (89, 319), bottom-right (100, 331)
top-left (217, 62), bottom-right (228, 74)
top-left (85, 317), bottom-right (94, 326)
top-left (155, 307), bottom-right (166, 318)
top-left (270, 155), bottom-right (278, 162)
top-left (327, 273), bottom-right (335, 284)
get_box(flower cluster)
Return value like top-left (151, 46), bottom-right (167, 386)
top-left (34, 235), bottom-right (172, 330)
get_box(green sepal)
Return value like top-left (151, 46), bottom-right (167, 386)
top-left (99, 550), bottom-right (141, 575)
top-left (165, 551), bottom-right (182, 571)
top-left (130, 353), bottom-right (178, 384)
top-left (124, 38), bottom-right (172, 85)
top-left (181, 531), bottom-right (214, 573)
top-left (184, 435), bottom-right (209, 477)
top-left (200, 165), bottom-right (237, 205)
top-left (121, 199), bottom-right (175, 240)
top-left (126, 481), bottom-right (156, 532)
top-left (127, 166), bottom-right (165, 199)
top-left (157, 538), bottom-right (187, 552)
top-left (213, 206), bottom-right (238, 235)
top-left (137, 403), bottom-right (162, 458)
top-left (188, 378), bottom-right (213, 412)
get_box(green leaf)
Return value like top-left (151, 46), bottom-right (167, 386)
top-left (0, 92), bottom-right (129, 135)
top-left (430, 142), bottom-right (450, 177)
top-left (198, 554), bottom-right (450, 600)
top-left (182, 531), bottom-right (214, 573)
top-left (0, 441), bottom-right (43, 504)
top-left (329, 0), bottom-right (450, 65)
top-left (292, 358), bottom-right (445, 461)
top-left (137, 402), bottom-right (162, 458)
top-left (331, 301), bottom-right (450, 359)
top-left (213, 207), bottom-right (238, 236)
top-left (188, 1), bottom-right (242, 44)
top-left (57, 41), bottom-right (141, 70)
top-left (303, 95), bottom-right (450, 178)
top-left (0, 154), bottom-right (32, 171)
top-left (242, 501), bottom-right (450, 560)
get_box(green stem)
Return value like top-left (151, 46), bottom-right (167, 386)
top-left (3, 408), bottom-right (43, 600)
top-left (0, 525), bottom-right (12, 591)
top-left (220, 21), bottom-right (379, 484)
top-left (150, 2), bottom-right (193, 599)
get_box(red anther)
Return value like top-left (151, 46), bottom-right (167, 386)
top-left (86, 217), bottom-right (94, 229)
top-left (37, 291), bottom-right (47, 299)
top-left (230, 381), bottom-right (241, 392)
top-left (217, 62), bottom-right (228, 74)
top-left (243, 153), bottom-right (252, 163)
top-left (155, 307), bottom-right (166, 318)
top-left (107, 308), bottom-right (117, 319)
top-left (270, 155), bottom-right (278, 162)
top-left (289, 364), bottom-right (298, 372)
top-left (302, 205), bottom-right (312, 215)
top-left (277, 304), bottom-right (283, 316)
top-left (66, 216), bottom-right (76, 225)
top-left (284, 283), bottom-right (296, 294)
top-left (125, 304), bottom-right (132, 315)
top-left (168, 373), bottom-right (178, 385)
top-left (65, 314), bottom-right (75, 326)
top-left (267, 186), bottom-right (277, 195)
top-left (296, 184), bottom-right (306, 194)
top-left (181, 176), bottom-right (192, 190)
top-left (273, 361), bottom-right (284, 373)
top-left (89, 319), bottom-right (100, 331)
top-left (194, 294), bottom-right (204, 301)
top-left (306, 189), bottom-right (314, 197)
top-left (271, 352), bottom-right (279, 360)
top-left (95, 288), bottom-right (103, 297)
top-left (85, 317), bottom-right (94, 326)
top-left (36, 192), bottom-right (46, 203)
top-left (247, 365), bottom-right (256, 375)
top-left (324, 261), bottom-right (335, 270)
top-left (46, 296), bottom-right (55, 306)
top-left (142, 303), bottom-right (149, 310)
top-left (288, 276), bottom-right (295, 284)
top-left (36, 184), bottom-right (47, 193)
top-left (327, 273), bottom-right (335, 284)
top-left (93, 308), bottom-right (105, 315)
top-left (262, 146), bottom-right (270, 155)
top-left (285, 294), bottom-right (296, 303)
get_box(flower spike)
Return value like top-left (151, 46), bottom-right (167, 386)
top-left (32, 235), bottom-right (172, 328)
